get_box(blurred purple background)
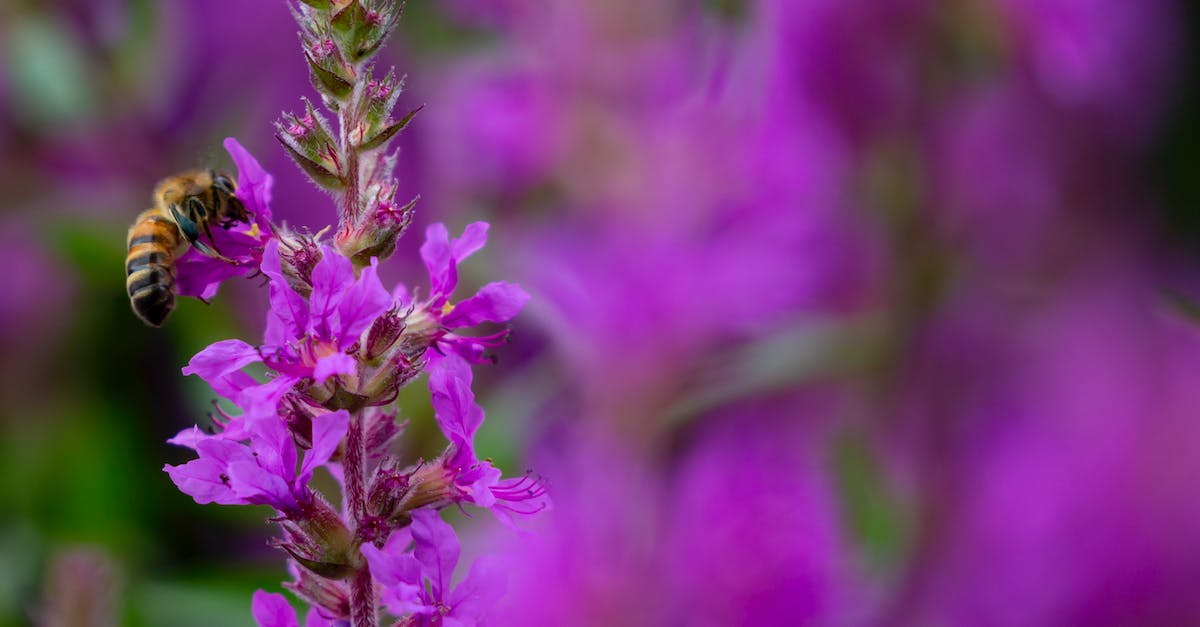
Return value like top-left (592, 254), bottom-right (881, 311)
top-left (3, 0), bottom-right (1200, 625)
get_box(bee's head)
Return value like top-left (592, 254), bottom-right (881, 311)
top-left (210, 171), bottom-right (249, 222)
top-left (211, 172), bottom-right (236, 196)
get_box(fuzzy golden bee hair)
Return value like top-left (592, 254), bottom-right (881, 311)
top-left (125, 170), bottom-right (247, 327)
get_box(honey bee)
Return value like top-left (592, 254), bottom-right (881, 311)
top-left (125, 170), bottom-right (249, 327)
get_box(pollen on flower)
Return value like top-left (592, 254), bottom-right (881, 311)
top-left (244, 222), bottom-right (262, 239)
top-left (441, 301), bottom-right (456, 316)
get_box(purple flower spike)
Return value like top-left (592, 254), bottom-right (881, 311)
top-left (360, 508), bottom-right (505, 626)
top-left (176, 138), bottom-right (277, 301)
top-left (158, 6), bottom-right (545, 620)
top-left (428, 354), bottom-right (550, 522)
top-left (252, 589), bottom-right (335, 627)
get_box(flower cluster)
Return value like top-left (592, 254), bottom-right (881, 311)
top-left (159, 2), bottom-right (547, 625)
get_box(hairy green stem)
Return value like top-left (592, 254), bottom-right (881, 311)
top-left (345, 408), bottom-right (376, 627)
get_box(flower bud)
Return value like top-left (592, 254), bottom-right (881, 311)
top-left (284, 565), bottom-right (349, 621)
top-left (330, 0), bottom-right (403, 62)
top-left (278, 495), bottom-right (359, 579)
top-left (368, 460), bottom-right (412, 518)
top-left (347, 68), bottom-right (421, 152)
top-left (335, 193), bottom-right (416, 267)
top-left (359, 349), bottom-right (422, 406)
top-left (275, 228), bottom-right (327, 297)
top-left (301, 28), bottom-right (356, 101)
top-left (276, 97), bottom-right (343, 190)
top-left (365, 408), bottom-right (404, 458)
top-left (361, 307), bottom-right (405, 362)
top-left (282, 394), bottom-right (340, 453)
top-left (389, 461), bottom-right (456, 524)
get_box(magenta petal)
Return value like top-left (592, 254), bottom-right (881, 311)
top-left (164, 459), bottom-right (243, 505)
top-left (442, 281), bottom-right (530, 328)
top-left (302, 609), bottom-right (334, 627)
top-left (383, 527), bottom-right (413, 554)
top-left (195, 437), bottom-right (255, 466)
top-left (175, 252), bottom-right (249, 300)
top-left (421, 223), bottom-right (456, 301)
top-left (240, 374), bottom-right (302, 417)
top-left (467, 463), bottom-right (502, 508)
top-left (166, 426), bottom-right (207, 449)
top-left (251, 590), bottom-right (299, 627)
top-left (309, 246), bottom-right (356, 339)
top-left (411, 508), bottom-right (461, 600)
top-left (335, 257), bottom-right (392, 348)
top-left (392, 282), bottom-right (413, 307)
top-left (297, 410), bottom-right (349, 487)
top-left (229, 460), bottom-right (298, 511)
top-left (246, 414), bottom-right (297, 483)
top-left (445, 556), bottom-right (507, 625)
top-left (313, 353), bottom-right (356, 384)
top-left (183, 340), bottom-right (260, 378)
top-left (261, 240), bottom-right (309, 344)
top-left (451, 222), bottom-right (490, 262)
top-left (429, 354), bottom-right (484, 447)
top-left (183, 339), bottom-right (263, 399)
top-left (437, 336), bottom-right (496, 365)
top-left (224, 138), bottom-right (274, 221)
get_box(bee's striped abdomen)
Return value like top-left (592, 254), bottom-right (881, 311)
top-left (126, 209), bottom-right (181, 327)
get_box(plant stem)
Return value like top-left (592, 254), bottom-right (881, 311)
top-left (350, 565), bottom-right (377, 627)
top-left (340, 102), bottom-right (362, 228)
top-left (346, 408), bottom-right (376, 627)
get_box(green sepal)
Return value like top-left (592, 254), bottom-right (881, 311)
top-left (306, 52), bottom-right (355, 100)
top-left (357, 104), bottom-right (423, 152)
top-left (325, 386), bottom-right (369, 412)
top-left (276, 97), bottom-right (340, 171)
top-left (276, 135), bottom-right (345, 190)
top-left (281, 545), bottom-right (357, 580)
top-left (330, 0), bottom-right (371, 55)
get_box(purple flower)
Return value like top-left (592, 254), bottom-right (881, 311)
top-left (360, 508), bottom-right (505, 625)
top-left (251, 589), bottom-right (336, 627)
top-left (164, 410), bottom-right (348, 514)
top-left (175, 137), bottom-right (277, 301)
top-left (397, 222), bottom-right (529, 364)
top-left (427, 353), bottom-right (549, 523)
top-left (181, 241), bottom-right (391, 416)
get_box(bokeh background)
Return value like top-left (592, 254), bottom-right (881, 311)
top-left (3, 0), bottom-right (1200, 625)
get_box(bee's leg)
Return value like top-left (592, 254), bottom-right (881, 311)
top-left (192, 239), bottom-right (237, 264)
top-left (169, 203), bottom-right (200, 245)
top-left (175, 201), bottom-right (237, 264)
top-left (186, 197), bottom-right (221, 249)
